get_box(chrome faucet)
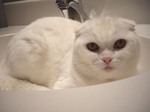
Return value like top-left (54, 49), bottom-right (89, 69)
top-left (56, 0), bottom-right (89, 22)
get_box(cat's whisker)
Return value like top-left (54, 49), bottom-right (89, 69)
top-left (74, 62), bottom-right (89, 68)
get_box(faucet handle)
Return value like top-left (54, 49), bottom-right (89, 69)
top-left (56, 0), bottom-right (69, 10)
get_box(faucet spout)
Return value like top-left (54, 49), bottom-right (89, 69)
top-left (69, 0), bottom-right (89, 22)
top-left (56, 0), bottom-right (89, 22)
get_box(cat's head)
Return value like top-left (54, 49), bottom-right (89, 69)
top-left (73, 16), bottom-right (140, 81)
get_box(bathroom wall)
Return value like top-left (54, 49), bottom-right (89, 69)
top-left (2, 0), bottom-right (150, 26)
top-left (4, 0), bottom-right (62, 26)
top-left (102, 0), bottom-right (150, 24)
top-left (4, 0), bottom-right (106, 26)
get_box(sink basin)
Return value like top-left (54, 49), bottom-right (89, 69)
top-left (0, 24), bottom-right (150, 112)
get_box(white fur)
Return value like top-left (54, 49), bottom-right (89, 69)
top-left (0, 16), bottom-right (140, 90)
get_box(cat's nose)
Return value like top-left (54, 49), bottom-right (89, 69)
top-left (102, 57), bottom-right (112, 64)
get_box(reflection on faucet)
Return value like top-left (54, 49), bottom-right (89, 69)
top-left (56, 0), bottom-right (89, 22)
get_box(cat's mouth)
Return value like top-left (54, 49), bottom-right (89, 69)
top-left (103, 66), bottom-right (114, 71)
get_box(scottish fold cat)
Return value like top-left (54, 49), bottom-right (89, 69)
top-left (0, 16), bottom-right (140, 90)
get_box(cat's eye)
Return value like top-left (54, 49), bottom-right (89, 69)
top-left (86, 42), bottom-right (100, 52)
top-left (114, 39), bottom-right (126, 50)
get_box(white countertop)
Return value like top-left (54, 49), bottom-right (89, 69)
top-left (0, 26), bottom-right (25, 37)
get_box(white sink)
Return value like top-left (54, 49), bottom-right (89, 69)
top-left (0, 24), bottom-right (150, 112)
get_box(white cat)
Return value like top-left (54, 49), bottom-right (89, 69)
top-left (0, 16), bottom-right (140, 90)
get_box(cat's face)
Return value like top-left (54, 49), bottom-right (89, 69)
top-left (73, 17), bottom-right (140, 80)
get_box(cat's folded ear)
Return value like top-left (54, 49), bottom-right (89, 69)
top-left (74, 25), bottom-right (85, 38)
top-left (74, 22), bottom-right (88, 38)
top-left (118, 18), bottom-right (136, 31)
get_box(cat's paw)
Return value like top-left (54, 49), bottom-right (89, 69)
top-left (13, 80), bottom-right (51, 90)
top-left (53, 77), bottom-right (76, 89)
top-left (16, 85), bottom-right (50, 91)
